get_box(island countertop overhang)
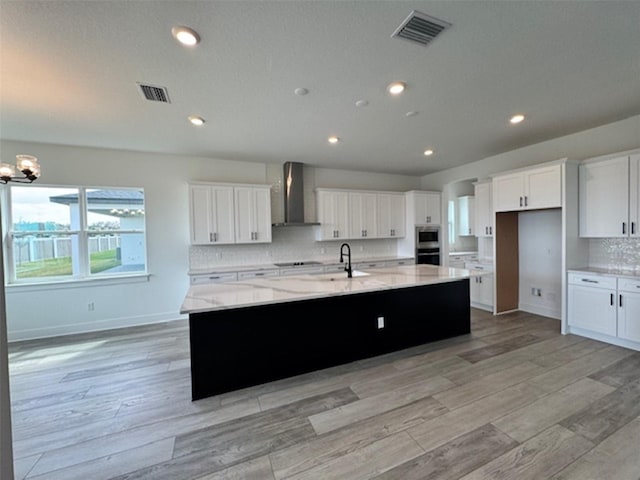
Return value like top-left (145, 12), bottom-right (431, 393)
top-left (180, 264), bottom-right (473, 315)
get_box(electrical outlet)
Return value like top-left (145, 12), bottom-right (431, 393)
top-left (320, 247), bottom-right (325, 254)
top-left (88, 302), bottom-right (95, 311)
top-left (359, 246), bottom-right (364, 252)
top-left (377, 316), bottom-right (385, 329)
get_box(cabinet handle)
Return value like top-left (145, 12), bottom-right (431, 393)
top-left (524, 196), bottom-right (528, 207)
top-left (485, 226), bottom-right (488, 235)
top-left (581, 278), bottom-right (598, 284)
top-left (489, 226), bottom-right (492, 235)
top-left (620, 294), bottom-right (623, 307)
top-left (611, 293), bottom-right (614, 306)
top-left (632, 222), bottom-right (636, 235)
top-left (479, 277), bottom-right (482, 283)
top-left (209, 232), bottom-right (213, 242)
top-left (214, 232), bottom-right (218, 242)
top-left (623, 222), bottom-right (627, 235)
top-left (519, 197), bottom-right (523, 207)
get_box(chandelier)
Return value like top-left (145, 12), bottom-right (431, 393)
top-left (0, 155), bottom-right (41, 184)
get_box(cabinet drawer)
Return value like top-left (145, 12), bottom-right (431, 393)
top-left (237, 269), bottom-right (280, 280)
top-left (619, 278), bottom-right (640, 293)
top-left (191, 272), bottom-right (238, 284)
top-left (279, 266), bottom-right (325, 276)
top-left (568, 273), bottom-right (616, 289)
top-left (355, 262), bottom-right (384, 269)
top-left (324, 264), bottom-right (347, 273)
top-left (385, 259), bottom-right (413, 267)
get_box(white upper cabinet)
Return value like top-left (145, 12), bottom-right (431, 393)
top-left (579, 153), bottom-right (640, 238)
top-left (234, 186), bottom-right (272, 244)
top-left (474, 181), bottom-right (493, 237)
top-left (457, 195), bottom-right (475, 236)
top-left (189, 183), bottom-right (271, 245)
top-left (316, 189), bottom-right (350, 240)
top-left (189, 184), bottom-right (236, 245)
top-left (408, 191), bottom-right (441, 225)
top-left (377, 193), bottom-right (405, 238)
top-left (493, 164), bottom-right (562, 212)
top-left (349, 192), bottom-right (378, 239)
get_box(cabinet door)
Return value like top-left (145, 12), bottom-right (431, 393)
top-left (211, 186), bottom-right (236, 244)
top-left (317, 191), bottom-right (349, 240)
top-left (389, 194), bottom-right (406, 237)
top-left (349, 192), bottom-right (377, 238)
top-left (413, 192), bottom-right (428, 224)
top-left (377, 194), bottom-right (392, 238)
top-left (252, 187), bottom-right (272, 243)
top-left (618, 291), bottom-right (640, 342)
top-left (479, 273), bottom-right (494, 307)
top-left (234, 187), bottom-right (272, 244)
top-left (630, 155), bottom-right (640, 237)
top-left (474, 182), bottom-right (493, 237)
top-left (424, 193), bottom-right (441, 225)
top-left (525, 165), bottom-right (562, 210)
top-left (579, 156), bottom-right (629, 237)
top-left (494, 172), bottom-right (524, 212)
top-left (190, 186), bottom-right (214, 244)
top-left (378, 193), bottom-right (406, 238)
top-left (568, 285), bottom-right (617, 336)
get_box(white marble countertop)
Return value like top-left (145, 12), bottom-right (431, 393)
top-left (181, 264), bottom-right (471, 314)
top-left (188, 256), bottom-right (416, 276)
top-left (568, 267), bottom-right (640, 281)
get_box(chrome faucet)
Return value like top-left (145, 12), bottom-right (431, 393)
top-left (339, 243), bottom-right (352, 278)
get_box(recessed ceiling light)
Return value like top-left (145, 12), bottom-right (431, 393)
top-left (172, 26), bottom-right (200, 46)
top-left (423, 149), bottom-right (434, 156)
top-left (387, 81), bottom-right (406, 95)
top-left (510, 114), bottom-right (525, 124)
top-left (188, 116), bottom-right (205, 126)
top-left (355, 100), bottom-right (369, 107)
top-left (405, 111), bottom-right (418, 117)
top-left (294, 88), bottom-right (309, 96)
top-left (328, 136), bottom-right (340, 144)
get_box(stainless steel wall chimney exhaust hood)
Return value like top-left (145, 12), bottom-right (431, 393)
top-left (272, 161), bottom-right (320, 227)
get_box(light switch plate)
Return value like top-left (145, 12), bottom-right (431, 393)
top-left (377, 316), bottom-right (384, 329)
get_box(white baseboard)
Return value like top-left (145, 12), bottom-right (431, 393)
top-left (8, 312), bottom-right (187, 342)
top-left (519, 302), bottom-right (561, 320)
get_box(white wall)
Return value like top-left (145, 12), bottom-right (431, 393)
top-left (421, 115), bottom-right (640, 190)
top-left (518, 209), bottom-right (563, 319)
top-left (0, 140), bottom-right (418, 340)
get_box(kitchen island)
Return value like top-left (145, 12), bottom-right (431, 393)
top-left (181, 265), bottom-right (471, 400)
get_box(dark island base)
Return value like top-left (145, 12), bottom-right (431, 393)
top-left (189, 279), bottom-right (470, 400)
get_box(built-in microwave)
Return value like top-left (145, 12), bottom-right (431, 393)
top-left (415, 226), bottom-right (441, 265)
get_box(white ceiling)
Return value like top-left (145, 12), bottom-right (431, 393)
top-left (1, 1), bottom-right (639, 176)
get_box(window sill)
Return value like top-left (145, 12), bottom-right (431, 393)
top-left (5, 273), bottom-right (151, 293)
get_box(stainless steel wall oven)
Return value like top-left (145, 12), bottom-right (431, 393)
top-left (415, 226), bottom-right (441, 265)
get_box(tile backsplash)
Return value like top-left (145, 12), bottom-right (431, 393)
top-left (589, 238), bottom-right (640, 272)
top-left (189, 226), bottom-right (399, 270)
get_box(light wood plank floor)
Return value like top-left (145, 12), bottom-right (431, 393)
top-left (8, 309), bottom-right (640, 479)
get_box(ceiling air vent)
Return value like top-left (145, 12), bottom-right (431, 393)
top-left (137, 83), bottom-right (171, 103)
top-left (391, 10), bottom-right (451, 47)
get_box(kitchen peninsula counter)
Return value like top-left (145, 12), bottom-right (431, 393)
top-left (184, 265), bottom-right (472, 400)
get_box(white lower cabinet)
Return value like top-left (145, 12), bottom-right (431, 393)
top-left (568, 272), bottom-right (640, 348)
top-left (618, 278), bottom-right (640, 342)
top-left (465, 262), bottom-right (493, 311)
top-left (567, 274), bottom-right (617, 336)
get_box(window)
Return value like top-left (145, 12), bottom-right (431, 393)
top-left (448, 199), bottom-right (456, 245)
top-left (5, 185), bottom-right (147, 283)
